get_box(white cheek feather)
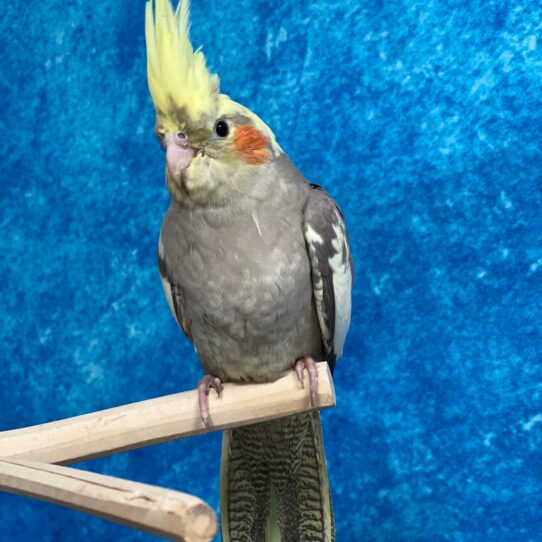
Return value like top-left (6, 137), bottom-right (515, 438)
top-left (328, 215), bottom-right (352, 358)
top-left (187, 155), bottom-right (215, 191)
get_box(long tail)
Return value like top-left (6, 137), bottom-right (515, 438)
top-left (220, 412), bottom-right (335, 542)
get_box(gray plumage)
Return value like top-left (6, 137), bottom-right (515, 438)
top-left (158, 152), bottom-right (353, 541)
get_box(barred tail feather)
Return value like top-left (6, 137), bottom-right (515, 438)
top-left (220, 412), bottom-right (335, 542)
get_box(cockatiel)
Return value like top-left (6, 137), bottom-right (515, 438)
top-left (145, 1), bottom-right (353, 540)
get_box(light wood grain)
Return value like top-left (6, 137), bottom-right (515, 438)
top-left (0, 458), bottom-right (216, 542)
top-left (0, 363), bottom-right (335, 465)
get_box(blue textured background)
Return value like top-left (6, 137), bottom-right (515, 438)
top-left (1, 0), bottom-right (541, 540)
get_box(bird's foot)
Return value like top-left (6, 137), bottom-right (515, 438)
top-left (197, 374), bottom-right (223, 428)
top-left (294, 356), bottom-right (318, 407)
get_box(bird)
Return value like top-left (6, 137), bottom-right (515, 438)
top-left (145, 1), bottom-right (353, 540)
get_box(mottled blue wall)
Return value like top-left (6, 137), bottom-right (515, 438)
top-left (1, 0), bottom-right (541, 540)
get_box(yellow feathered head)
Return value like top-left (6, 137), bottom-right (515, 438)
top-left (145, 0), bottom-right (219, 132)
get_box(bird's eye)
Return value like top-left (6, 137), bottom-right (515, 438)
top-left (215, 120), bottom-right (229, 138)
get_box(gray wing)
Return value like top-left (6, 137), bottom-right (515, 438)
top-left (303, 184), bottom-right (353, 373)
top-left (158, 233), bottom-right (192, 342)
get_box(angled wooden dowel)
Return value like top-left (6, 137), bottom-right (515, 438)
top-left (0, 458), bottom-right (216, 542)
top-left (0, 363), bottom-right (335, 465)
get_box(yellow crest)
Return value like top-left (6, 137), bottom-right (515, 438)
top-left (145, 0), bottom-right (219, 131)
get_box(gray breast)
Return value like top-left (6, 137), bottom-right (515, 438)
top-left (160, 164), bottom-right (323, 383)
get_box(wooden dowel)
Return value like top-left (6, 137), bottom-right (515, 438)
top-left (0, 363), bottom-right (335, 465)
top-left (0, 458), bottom-right (216, 542)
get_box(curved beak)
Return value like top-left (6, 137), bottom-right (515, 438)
top-left (165, 131), bottom-right (195, 186)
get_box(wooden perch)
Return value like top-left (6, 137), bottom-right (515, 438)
top-left (0, 362), bottom-right (335, 465)
top-left (0, 457), bottom-right (216, 542)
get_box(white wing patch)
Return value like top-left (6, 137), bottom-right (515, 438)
top-left (304, 226), bottom-right (332, 348)
top-left (328, 212), bottom-right (352, 357)
top-left (305, 224), bottom-right (324, 245)
top-left (304, 193), bottom-right (353, 364)
top-left (158, 234), bottom-right (179, 325)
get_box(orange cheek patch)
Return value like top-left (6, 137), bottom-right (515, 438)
top-left (234, 125), bottom-right (270, 164)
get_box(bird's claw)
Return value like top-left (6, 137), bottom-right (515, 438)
top-left (197, 374), bottom-right (223, 428)
top-left (294, 357), bottom-right (318, 407)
